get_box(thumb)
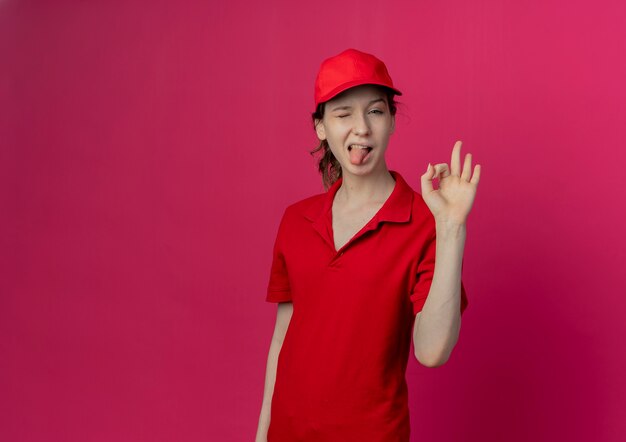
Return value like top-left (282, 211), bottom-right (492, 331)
top-left (421, 163), bottom-right (435, 194)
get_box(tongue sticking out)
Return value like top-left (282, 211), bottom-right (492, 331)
top-left (348, 146), bottom-right (371, 165)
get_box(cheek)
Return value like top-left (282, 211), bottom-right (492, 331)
top-left (324, 125), bottom-right (348, 142)
top-left (326, 140), bottom-right (342, 155)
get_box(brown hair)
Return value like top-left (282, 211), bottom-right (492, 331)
top-left (309, 87), bottom-right (399, 190)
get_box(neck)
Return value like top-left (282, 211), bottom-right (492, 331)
top-left (336, 167), bottom-right (396, 207)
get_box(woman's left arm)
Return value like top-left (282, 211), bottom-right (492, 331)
top-left (413, 140), bottom-right (481, 367)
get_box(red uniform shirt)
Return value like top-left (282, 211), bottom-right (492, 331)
top-left (266, 169), bottom-right (468, 441)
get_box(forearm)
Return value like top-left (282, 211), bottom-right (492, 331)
top-left (256, 337), bottom-right (282, 441)
top-left (413, 221), bottom-right (466, 367)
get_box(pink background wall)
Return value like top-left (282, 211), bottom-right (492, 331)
top-left (2, 0), bottom-right (625, 441)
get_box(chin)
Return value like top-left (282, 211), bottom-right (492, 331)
top-left (342, 163), bottom-right (378, 176)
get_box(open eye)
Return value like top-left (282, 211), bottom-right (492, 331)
top-left (369, 109), bottom-right (384, 115)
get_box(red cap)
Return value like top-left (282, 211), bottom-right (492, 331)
top-left (314, 48), bottom-right (402, 109)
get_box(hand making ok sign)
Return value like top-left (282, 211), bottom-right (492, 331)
top-left (420, 141), bottom-right (481, 225)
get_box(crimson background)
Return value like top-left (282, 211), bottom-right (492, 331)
top-left (2, 1), bottom-right (625, 441)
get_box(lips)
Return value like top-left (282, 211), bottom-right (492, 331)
top-left (348, 144), bottom-right (373, 152)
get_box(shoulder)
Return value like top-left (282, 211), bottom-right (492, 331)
top-left (282, 190), bottom-right (327, 221)
top-left (411, 190), bottom-right (431, 216)
top-left (272, 191), bottom-right (326, 240)
top-left (408, 188), bottom-right (436, 234)
top-left (394, 171), bottom-right (434, 226)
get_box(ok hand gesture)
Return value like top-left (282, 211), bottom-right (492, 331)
top-left (420, 141), bottom-right (481, 225)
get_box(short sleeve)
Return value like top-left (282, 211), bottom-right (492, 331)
top-left (409, 231), bottom-right (469, 316)
top-left (266, 208), bottom-right (292, 303)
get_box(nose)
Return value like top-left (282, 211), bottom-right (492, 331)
top-left (352, 113), bottom-right (370, 136)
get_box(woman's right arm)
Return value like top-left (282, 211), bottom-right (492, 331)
top-left (255, 301), bottom-right (293, 442)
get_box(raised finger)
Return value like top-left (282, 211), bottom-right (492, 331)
top-left (470, 164), bottom-right (481, 185)
top-left (450, 140), bottom-right (462, 176)
top-left (461, 153), bottom-right (472, 181)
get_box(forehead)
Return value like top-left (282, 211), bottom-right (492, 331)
top-left (328, 84), bottom-right (388, 106)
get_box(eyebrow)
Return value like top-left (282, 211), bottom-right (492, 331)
top-left (330, 98), bottom-right (386, 112)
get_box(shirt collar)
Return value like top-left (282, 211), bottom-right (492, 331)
top-left (303, 169), bottom-right (414, 225)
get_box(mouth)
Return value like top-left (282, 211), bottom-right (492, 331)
top-left (347, 144), bottom-right (373, 152)
top-left (347, 144), bottom-right (374, 165)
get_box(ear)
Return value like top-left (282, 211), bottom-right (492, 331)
top-left (390, 115), bottom-right (396, 134)
top-left (315, 119), bottom-right (326, 141)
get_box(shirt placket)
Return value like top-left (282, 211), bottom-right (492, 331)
top-left (320, 213), bottom-right (382, 266)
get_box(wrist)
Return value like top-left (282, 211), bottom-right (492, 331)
top-left (435, 219), bottom-right (466, 238)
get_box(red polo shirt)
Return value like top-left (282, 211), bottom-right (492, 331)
top-left (265, 170), bottom-right (468, 441)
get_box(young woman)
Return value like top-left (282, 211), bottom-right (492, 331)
top-left (256, 48), bottom-right (481, 442)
